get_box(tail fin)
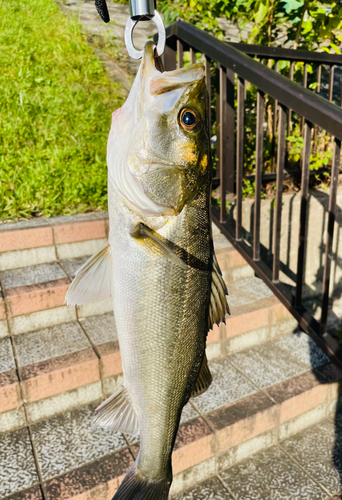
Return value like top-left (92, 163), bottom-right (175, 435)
top-left (112, 462), bottom-right (171, 500)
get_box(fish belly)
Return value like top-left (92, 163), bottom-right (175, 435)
top-left (108, 190), bottom-right (211, 481)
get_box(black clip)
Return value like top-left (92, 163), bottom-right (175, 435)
top-left (95, 0), bottom-right (110, 23)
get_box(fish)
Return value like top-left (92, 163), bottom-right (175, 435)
top-left (66, 41), bottom-right (229, 500)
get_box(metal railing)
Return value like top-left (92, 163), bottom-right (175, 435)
top-left (156, 21), bottom-right (342, 367)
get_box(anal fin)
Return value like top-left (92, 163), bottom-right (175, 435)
top-left (191, 353), bottom-right (212, 398)
top-left (92, 384), bottom-right (139, 435)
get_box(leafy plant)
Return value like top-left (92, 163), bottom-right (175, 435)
top-left (160, 0), bottom-right (342, 53)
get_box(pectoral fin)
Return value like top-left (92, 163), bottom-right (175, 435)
top-left (65, 243), bottom-right (113, 306)
top-left (130, 222), bottom-right (188, 270)
top-left (92, 384), bottom-right (139, 435)
top-left (191, 353), bottom-right (212, 398)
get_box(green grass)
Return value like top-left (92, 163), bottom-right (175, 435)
top-left (0, 0), bottom-right (125, 220)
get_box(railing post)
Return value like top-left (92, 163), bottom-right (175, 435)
top-left (177, 40), bottom-right (183, 69)
top-left (301, 63), bottom-right (308, 132)
top-left (273, 104), bottom-right (287, 282)
top-left (320, 138), bottom-right (341, 335)
top-left (329, 66), bottom-right (335, 102)
top-left (295, 119), bottom-right (313, 307)
top-left (162, 44), bottom-right (176, 71)
top-left (190, 47), bottom-right (196, 64)
top-left (271, 60), bottom-right (279, 173)
top-left (226, 68), bottom-right (235, 196)
top-left (253, 90), bottom-right (265, 261)
top-left (286, 62), bottom-right (294, 166)
top-left (219, 66), bottom-right (228, 222)
top-left (205, 56), bottom-right (211, 128)
top-left (236, 77), bottom-right (244, 241)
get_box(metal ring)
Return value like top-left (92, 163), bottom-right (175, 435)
top-left (124, 10), bottom-right (166, 60)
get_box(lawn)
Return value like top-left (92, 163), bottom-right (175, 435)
top-left (0, 0), bottom-right (125, 220)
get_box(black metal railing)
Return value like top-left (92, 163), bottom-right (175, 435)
top-left (156, 21), bottom-right (342, 367)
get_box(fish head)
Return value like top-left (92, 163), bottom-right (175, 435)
top-left (107, 41), bottom-right (211, 217)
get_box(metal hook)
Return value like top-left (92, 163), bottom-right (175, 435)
top-left (124, 10), bottom-right (166, 60)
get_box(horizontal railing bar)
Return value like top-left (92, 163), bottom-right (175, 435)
top-left (212, 209), bottom-right (342, 369)
top-left (160, 22), bottom-right (342, 139)
top-left (226, 42), bottom-right (342, 65)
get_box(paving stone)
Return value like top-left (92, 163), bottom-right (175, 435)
top-left (15, 322), bottom-right (91, 367)
top-left (214, 233), bottom-right (232, 250)
top-left (226, 283), bottom-right (257, 308)
top-left (276, 331), bottom-right (330, 369)
top-left (281, 417), bottom-right (342, 494)
top-left (48, 212), bottom-right (106, 224)
top-left (0, 427), bottom-right (40, 497)
top-left (229, 341), bottom-right (308, 389)
top-left (234, 277), bottom-right (274, 300)
top-left (181, 402), bottom-right (200, 424)
top-left (193, 357), bottom-right (258, 415)
top-left (31, 403), bottom-right (127, 480)
top-left (0, 218), bottom-right (49, 231)
top-left (173, 476), bottom-right (234, 499)
top-left (60, 256), bottom-right (89, 277)
top-left (1, 262), bottom-right (66, 289)
top-left (80, 313), bottom-right (117, 345)
top-left (220, 445), bottom-right (328, 500)
top-left (0, 337), bottom-right (16, 372)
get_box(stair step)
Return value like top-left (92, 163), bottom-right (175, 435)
top-left (1, 335), bottom-right (340, 500)
top-left (0, 291), bottom-right (299, 429)
top-left (175, 412), bottom-right (341, 499)
top-left (0, 213), bottom-right (108, 271)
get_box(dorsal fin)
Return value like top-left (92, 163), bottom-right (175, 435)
top-left (208, 253), bottom-right (230, 330)
top-left (191, 353), bottom-right (212, 398)
top-left (92, 384), bottom-right (139, 435)
top-left (65, 243), bottom-right (113, 306)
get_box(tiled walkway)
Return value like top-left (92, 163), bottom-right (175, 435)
top-left (175, 413), bottom-right (342, 499)
top-left (1, 326), bottom-right (341, 499)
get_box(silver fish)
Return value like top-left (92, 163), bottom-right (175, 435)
top-left (66, 41), bottom-right (229, 500)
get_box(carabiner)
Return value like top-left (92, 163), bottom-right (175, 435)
top-left (94, 0), bottom-right (166, 60)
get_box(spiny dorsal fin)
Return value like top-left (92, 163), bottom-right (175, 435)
top-left (191, 353), bottom-right (212, 398)
top-left (65, 243), bottom-right (113, 306)
top-left (92, 384), bottom-right (139, 435)
top-left (208, 253), bottom-right (230, 330)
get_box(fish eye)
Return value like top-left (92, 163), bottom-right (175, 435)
top-left (179, 108), bottom-right (199, 132)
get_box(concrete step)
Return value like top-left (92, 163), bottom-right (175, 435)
top-left (0, 213), bottom-right (297, 430)
top-left (0, 214), bottom-right (254, 337)
top-left (1, 332), bottom-right (340, 500)
top-left (0, 288), bottom-right (298, 430)
top-left (174, 411), bottom-right (342, 500)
